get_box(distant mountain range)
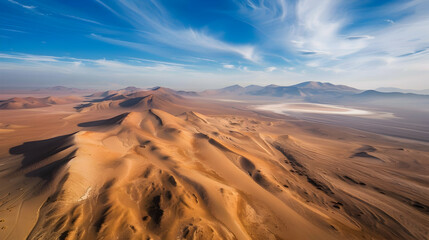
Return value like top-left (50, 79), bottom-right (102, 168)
top-left (375, 87), bottom-right (429, 95)
top-left (188, 81), bottom-right (429, 110)
top-left (200, 81), bottom-right (362, 99)
top-left (35, 86), bottom-right (85, 92)
top-left (337, 89), bottom-right (429, 107)
top-left (2, 82), bottom-right (428, 110)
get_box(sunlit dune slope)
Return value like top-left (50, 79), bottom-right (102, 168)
top-left (0, 96), bottom-right (83, 109)
top-left (76, 87), bottom-right (188, 113)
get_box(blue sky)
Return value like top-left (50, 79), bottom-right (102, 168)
top-left (0, 0), bottom-right (428, 90)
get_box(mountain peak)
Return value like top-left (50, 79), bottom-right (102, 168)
top-left (293, 81), bottom-right (325, 88)
top-left (149, 86), bottom-right (176, 94)
top-left (223, 84), bottom-right (243, 90)
top-left (122, 86), bottom-right (140, 91)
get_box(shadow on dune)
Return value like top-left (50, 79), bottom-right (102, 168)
top-left (74, 102), bottom-right (93, 111)
top-left (9, 133), bottom-right (77, 180)
top-left (77, 112), bottom-right (130, 127)
top-left (92, 94), bottom-right (127, 102)
top-left (119, 96), bottom-right (148, 107)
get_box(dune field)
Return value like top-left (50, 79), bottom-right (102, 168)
top-left (0, 88), bottom-right (428, 240)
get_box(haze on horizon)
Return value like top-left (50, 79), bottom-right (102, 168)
top-left (1, 0), bottom-right (429, 90)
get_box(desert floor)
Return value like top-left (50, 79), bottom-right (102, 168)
top-left (0, 91), bottom-right (428, 240)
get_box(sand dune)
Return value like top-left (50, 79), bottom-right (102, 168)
top-left (88, 86), bottom-right (142, 98)
top-left (75, 87), bottom-right (251, 116)
top-left (0, 91), bottom-right (428, 240)
top-left (76, 87), bottom-right (187, 113)
top-left (0, 96), bottom-right (84, 109)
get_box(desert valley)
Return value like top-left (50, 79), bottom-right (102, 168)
top-left (0, 83), bottom-right (428, 240)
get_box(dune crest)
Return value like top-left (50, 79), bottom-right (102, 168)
top-left (76, 88), bottom-right (187, 113)
top-left (0, 96), bottom-right (83, 109)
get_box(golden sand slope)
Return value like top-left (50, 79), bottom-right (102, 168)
top-left (1, 107), bottom-right (428, 239)
top-left (75, 87), bottom-right (190, 113)
top-left (0, 96), bottom-right (84, 109)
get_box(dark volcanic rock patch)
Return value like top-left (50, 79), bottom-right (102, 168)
top-left (147, 195), bottom-right (163, 225)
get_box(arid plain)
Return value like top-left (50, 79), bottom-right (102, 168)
top-left (0, 86), bottom-right (428, 240)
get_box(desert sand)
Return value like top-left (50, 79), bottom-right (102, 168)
top-left (0, 88), bottom-right (428, 240)
top-left (0, 96), bottom-right (84, 109)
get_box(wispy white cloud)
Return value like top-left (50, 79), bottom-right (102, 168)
top-left (223, 64), bottom-right (235, 69)
top-left (7, 0), bottom-right (35, 9)
top-left (93, 58), bottom-right (183, 72)
top-left (265, 66), bottom-right (277, 72)
top-left (292, 0), bottom-right (373, 58)
top-left (187, 57), bottom-right (217, 63)
top-left (0, 28), bottom-right (27, 33)
top-left (0, 52), bottom-right (187, 72)
top-left (91, 0), bottom-right (259, 62)
top-left (149, 29), bottom-right (258, 61)
top-left (93, 0), bottom-right (121, 17)
top-left (311, 5), bottom-right (429, 74)
top-left (247, 0), bottom-right (429, 86)
top-left (90, 33), bottom-right (158, 54)
top-left (345, 35), bottom-right (374, 40)
top-left (0, 53), bottom-right (59, 62)
top-left (128, 57), bottom-right (191, 67)
top-left (237, 0), bottom-right (289, 23)
top-left (63, 14), bottom-right (102, 25)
